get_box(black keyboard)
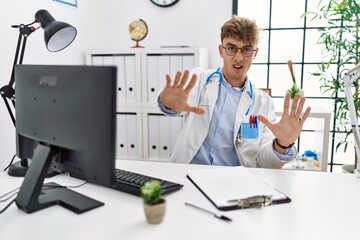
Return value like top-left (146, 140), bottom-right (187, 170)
top-left (114, 169), bottom-right (183, 196)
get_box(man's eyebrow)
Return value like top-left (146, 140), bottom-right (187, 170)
top-left (225, 43), bottom-right (253, 48)
top-left (224, 43), bottom-right (237, 47)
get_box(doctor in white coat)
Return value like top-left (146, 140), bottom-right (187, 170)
top-left (158, 16), bottom-right (311, 169)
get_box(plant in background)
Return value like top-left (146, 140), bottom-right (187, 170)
top-left (141, 180), bottom-right (163, 205)
top-left (304, 0), bottom-right (360, 170)
top-left (287, 60), bottom-right (304, 99)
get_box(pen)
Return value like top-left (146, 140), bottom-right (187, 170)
top-left (184, 202), bottom-right (232, 222)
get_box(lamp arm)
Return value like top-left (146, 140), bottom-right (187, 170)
top-left (343, 68), bottom-right (360, 177)
top-left (8, 24), bottom-right (36, 87)
top-left (0, 90), bottom-right (15, 126)
top-left (0, 24), bottom-right (36, 125)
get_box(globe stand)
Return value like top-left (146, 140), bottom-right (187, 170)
top-left (131, 40), bottom-right (145, 48)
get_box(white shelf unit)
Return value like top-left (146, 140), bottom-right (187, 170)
top-left (275, 105), bottom-right (331, 172)
top-left (86, 47), bottom-right (209, 162)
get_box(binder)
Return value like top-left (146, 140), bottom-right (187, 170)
top-left (126, 114), bottom-right (138, 159)
top-left (159, 115), bottom-right (171, 160)
top-left (170, 55), bottom-right (182, 77)
top-left (146, 56), bottom-right (159, 103)
top-left (158, 55), bottom-right (170, 88)
top-left (148, 114), bottom-right (160, 160)
top-left (170, 116), bottom-right (182, 151)
top-left (116, 114), bottom-right (127, 159)
top-left (102, 55), bottom-right (114, 66)
top-left (114, 56), bottom-right (126, 102)
top-left (182, 55), bottom-right (194, 70)
top-left (187, 167), bottom-right (291, 211)
top-left (124, 55), bottom-right (136, 102)
top-left (91, 56), bottom-right (103, 66)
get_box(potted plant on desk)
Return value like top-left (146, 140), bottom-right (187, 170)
top-left (141, 180), bottom-right (166, 224)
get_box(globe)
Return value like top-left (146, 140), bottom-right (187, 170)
top-left (128, 19), bottom-right (148, 48)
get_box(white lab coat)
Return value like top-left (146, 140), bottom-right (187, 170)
top-left (160, 68), bottom-right (297, 169)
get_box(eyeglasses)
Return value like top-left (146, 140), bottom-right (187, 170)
top-left (222, 46), bottom-right (256, 57)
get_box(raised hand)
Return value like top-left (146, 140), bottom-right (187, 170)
top-left (258, 92), bottom-right (311, 149)
top-left (160, 69), bottom-right (206, 114)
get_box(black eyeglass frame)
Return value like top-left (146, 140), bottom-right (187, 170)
top-left (222, 46), bottom-right (256, 57)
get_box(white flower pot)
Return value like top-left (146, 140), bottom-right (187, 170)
top-left (143, 198), bottom-right (166, 224)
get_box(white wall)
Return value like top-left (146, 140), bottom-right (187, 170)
top-left (0, 0), bottom-right (231, 170)
top-left (103, 0), bottom-right (230, 67)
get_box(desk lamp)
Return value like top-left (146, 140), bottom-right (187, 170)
top-left (343, 63), bottom-right (360, 177)
top-left (0, 9), bottom-right (77, 177)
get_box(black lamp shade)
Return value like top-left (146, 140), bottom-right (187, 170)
top-left (35, 9), bottom-right (77, 52)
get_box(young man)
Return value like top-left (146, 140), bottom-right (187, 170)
top-left (158, 16), bottom-right (311, 168)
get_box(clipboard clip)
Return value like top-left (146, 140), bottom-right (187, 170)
top-left (227, 195), bottom-right (273, 208)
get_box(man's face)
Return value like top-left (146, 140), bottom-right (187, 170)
top-left (219, 37), bottom-right (258, 88)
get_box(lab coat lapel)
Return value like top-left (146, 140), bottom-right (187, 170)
top-left (233, 81), bottom-right (253, 141)
top-left (204, 80), bottom-right (219, 119)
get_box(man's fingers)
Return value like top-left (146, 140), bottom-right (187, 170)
top-left (173, 71), bottom-right (183, 86)
top-left (184, 74), bottom-right (198, 94)
top-left (299, 107), bottom-right (311, 124)
top-left (165, 74), bottom-right (173, 88)
top-left (295, 97), bottom-right (306, 118)
top-left (178, 70), bottom-right (190, 88)
top-left (257, 115), bottom-right (273, 130)
top-left (289, 93), bottom-right (300, 117)
top-left (283, 92), bottom-right (291, 117)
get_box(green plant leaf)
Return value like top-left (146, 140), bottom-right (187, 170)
top-left (140, 180), bottom-right (163, 205)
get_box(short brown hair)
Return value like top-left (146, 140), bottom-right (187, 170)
top-left (221, 16), bottom-right (259, 45)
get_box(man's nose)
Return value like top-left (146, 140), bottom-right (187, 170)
top-left (234, 49), bottom-right (244, 60)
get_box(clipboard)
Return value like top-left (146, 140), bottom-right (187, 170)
top-left (187, 166), bottom-right (291, 211)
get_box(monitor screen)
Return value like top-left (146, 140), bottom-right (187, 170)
top-left (14, 64), bottom-right (117, 213)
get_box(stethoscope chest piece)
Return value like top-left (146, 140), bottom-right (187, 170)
top-left (235, 134), bottom-right (242, 147)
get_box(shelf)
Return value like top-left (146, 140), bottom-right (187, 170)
top-left (86, 47), bottom-right (209, 162)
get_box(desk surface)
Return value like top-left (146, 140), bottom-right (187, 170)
top-left (1, 160), bottom-right (359, 240)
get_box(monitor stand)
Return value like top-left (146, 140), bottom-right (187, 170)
top-left (15, 144), bottom-right (104, 214)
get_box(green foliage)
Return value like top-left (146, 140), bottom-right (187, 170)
top-left (304, 0), bottom-right (360, 156)
top-left (288, 83), bottom-right (303, 99)
top-left (140, 180), bottom-right (163, 205)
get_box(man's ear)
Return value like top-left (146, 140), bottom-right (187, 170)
top-left (218, 44), bottom-right (224, 58)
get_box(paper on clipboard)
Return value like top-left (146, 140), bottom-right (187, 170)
top-left (187, 166), bottom-right (290, 211)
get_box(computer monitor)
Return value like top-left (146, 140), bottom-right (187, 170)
top-left (14, 64), bottom-right (117, 214)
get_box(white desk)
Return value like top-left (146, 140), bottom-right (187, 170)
top-left (1, 160), bottom-right (359, 240)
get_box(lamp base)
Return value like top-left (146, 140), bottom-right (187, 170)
top-left (7, 160), bottom-right (28, 177)
top-left (7, 159), bottom-right (59, 178)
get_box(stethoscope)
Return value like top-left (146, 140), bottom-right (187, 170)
top-left (199, 67), bottom-right (224, 106)
top-left (201, 68), bottom-right (254, 147)
top-left (206, 67), bottom-right (224, 85)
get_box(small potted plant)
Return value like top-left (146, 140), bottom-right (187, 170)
top-left (141, 180), bottom-right (166, 224)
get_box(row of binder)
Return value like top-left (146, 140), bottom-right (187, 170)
top-left (115, 113), bottom-right (183, 161)
top-left (146, 54), bottom-right (195, 103)
top-left (147, 114), bottom-right (183, 161)
top-left (116, 113), bottom-right (139, 160)
top-left (91, 54), bottom-right (195, 104)
top-left (92, 55), bottom-right (138, 104)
